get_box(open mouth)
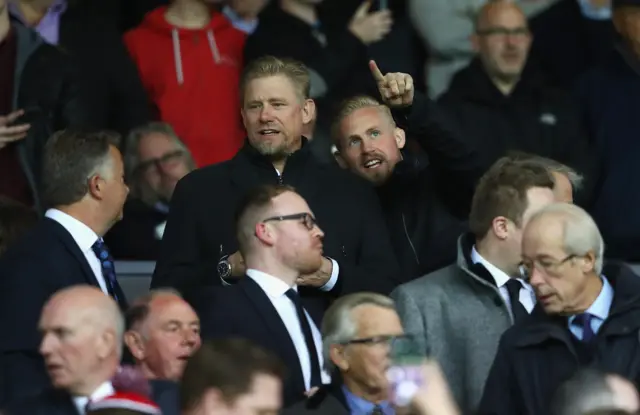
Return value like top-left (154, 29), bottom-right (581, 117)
top-left (363, 159), bottom-right (383, 169)
top-left (258, 129), bottom-right (280, 136)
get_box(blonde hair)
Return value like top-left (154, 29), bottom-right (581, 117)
top-left (240, 56), bottom-right (310, 105)
top-left (330, 95), bottom-right (395, 149)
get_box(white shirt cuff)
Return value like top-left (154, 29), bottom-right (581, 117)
top-left (319, 258), bottom-right (339, 292)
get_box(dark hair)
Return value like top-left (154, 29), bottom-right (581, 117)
top-left (180, 338), bottom-right (285, 411)
top-left (0, 196), bottom-right (39, 256)
top-left (551, 369), bottom-right (617, 415)
top-left (469, 156), bottom-right (555, 238)
top-left (87, 409), bottom-right (150, 415)
top-left (124, 289), bottom-right (183, 331)
top-left (41, 130), bottom-right (121, 208)
top-left (234, 184), bottom-right (296, 254)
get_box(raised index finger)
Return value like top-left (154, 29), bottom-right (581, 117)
top-left (369, 60), bottom-right (385, 83)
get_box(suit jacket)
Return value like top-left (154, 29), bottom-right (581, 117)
top-left (282, 382), bottom-right (349, 415)
top-left (0, 218), bottom-right (127, 405)
top-left (150, 379), bottom-right (180, 415)
top-left (189, 277), bottom-right (323, 408)
top-left (3, 388), bottom-right (79, 415)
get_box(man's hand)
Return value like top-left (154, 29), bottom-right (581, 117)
top-left (409, 361), bottom-right (461, 415)
top-left (349, 1), bottom-right (393, 45)
top-left (296, 257), bottom-right (333, 288)
top-left (229, 251), bottom-right (246, 278)
top-left (0, 110), bottom-right (30, 150)
top-left (370, 60), bottom-right (414, 108)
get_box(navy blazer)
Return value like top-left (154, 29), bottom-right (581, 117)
top-left (0, 218), bottom-right (127, 405)
top-left (3, 388), bottom-right (78, 415)
top-left (188, 276), bottom-right (324, 408)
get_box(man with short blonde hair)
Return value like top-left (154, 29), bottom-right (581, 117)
top-left (151, 56), bottom-right (400, 317)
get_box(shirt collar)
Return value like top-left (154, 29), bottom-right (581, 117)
top-left (9, 0), bottom-right (68, 22)
top-left (585, 275), bottom-right (614, 321)
top-left (222, 5), bottom-right (259, 34)
top-left (45, 208), bottom-right (100, 254)
top-left (72, 381), bottom-right (114, 414)
top-left (342, 385), bottom-right (393, 415)
top-left (471, 245), bottom-right (513, 288)
top-left (246, 269), bottom-right (295, 299)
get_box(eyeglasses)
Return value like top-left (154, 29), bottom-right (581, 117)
top-left (136, 150), bottom-right (185, 175)
top-left (262, 213), bottom-right (317, 230)
top-left (476, 27), bottom-right (530, 38)
top-left (342, 334), bottom-right (410, 348)
top-left (519, 254), bottom-right (576, 281)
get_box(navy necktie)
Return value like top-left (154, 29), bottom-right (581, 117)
top-left (573, 313), bottom-right (596, 342)
top-left (285, 288), bottom-right (322, 388)
top-left (91, 239), bottom-right (119, 301)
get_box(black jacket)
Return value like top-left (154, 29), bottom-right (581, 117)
top-left (151, 139), bottom-right (401, 305)
top-left (105, 198), bottom-right (168, 260)
top-left (0, 219), bottom-right (128, 405)
top-left (378, 94), bottom-right (478, 280)
top-left (3, 388), bottom-right (78, 415)
top-left (190, 277), bottom-right (325, 407)
top-left (283, 381), bottom-right (349, 414)
top-left (439, 58), bottom-right (595, 204)
top-left (478, 262), bottom-right (640, 415)
top-left (11, 21), bottom-right (94, 211)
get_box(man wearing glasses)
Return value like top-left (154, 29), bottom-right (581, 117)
top-left (391, 157), bottom-right (556, 415)
top-left (479, 203), bottom-right (640, 415)
top-left (286, 292), bottom-right (405, 415)
top-left (190, 184), bottom-right (332, 408)
top-left (438, 0), bottom-right (593, 200)
top-left (105, 122), bottom-right (195, 260)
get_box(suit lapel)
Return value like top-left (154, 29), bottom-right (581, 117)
top-left (239, 278), bottom-right (306, 392)
top-left (40, 388), bottom-right (78, 415)
top-left (45, 219), bottom-right (101, 288)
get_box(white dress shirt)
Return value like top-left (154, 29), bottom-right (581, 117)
top-left (72, 381), bottom-right (114, 415)
top-left (471, 246), bottom-right (536, 316)
top-left (246, 269), bottom-right (332, 389)
top-left (45, 209), bottom-right (108, 294)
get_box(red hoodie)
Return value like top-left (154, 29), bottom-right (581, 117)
top-left (125, 7), bottom-right (247, 167)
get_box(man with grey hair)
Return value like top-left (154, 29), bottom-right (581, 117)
top-left (124, 289), bottom-right (201, 381)
top-left (478, 203), bottom-right (640, 415)
top-left (5, 286), bottom-right (124, 415)
top-left (105, 122), bottom-right (195, 260)
top-left (551, 368), bottom-right (640, 415)
top-left (0, 130), bottom-right (129, 404)
top-left (285, 292), bottom-right (404, 414)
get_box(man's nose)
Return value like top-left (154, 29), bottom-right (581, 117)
top-left (39, 333), bottom-right (54, 356)
top-left (259, 106), bottom-right (274, 122)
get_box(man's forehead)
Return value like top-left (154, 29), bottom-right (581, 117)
top-left (479, 3), bottom-right (527, 28)
top-left (245, 75), bottom-right (297, 99)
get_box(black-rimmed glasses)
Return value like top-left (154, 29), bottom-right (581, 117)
top-left (136, 150), bottom-right (185, 175)
top-left (262, 213), bottom-right (317, 230)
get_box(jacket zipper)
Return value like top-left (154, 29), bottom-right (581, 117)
top-left (402, 213), bottom-right (420, 265)
top-left (275, 167), bottom-right (284, 184)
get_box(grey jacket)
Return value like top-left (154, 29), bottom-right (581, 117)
top-left (390, 235), bottom-right (514, 414)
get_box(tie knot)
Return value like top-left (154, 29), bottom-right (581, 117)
top-left (92, 239), bottom-right (109, 257)
top-left (573, 312), bottom-right (594, 326)
top-left (285, 288), bottom-right (300, 303)
top-left (505, 278), bottom-right (522, 293)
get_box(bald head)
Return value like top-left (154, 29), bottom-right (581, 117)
top-left (39, 286), bottom-right (124, 395)
top-left (475, 0), bottom-right (526, 32)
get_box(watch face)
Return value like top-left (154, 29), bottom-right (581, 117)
top-left (218, 261), bottom-right (231, 278)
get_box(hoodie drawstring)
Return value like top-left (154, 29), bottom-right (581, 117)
top-left (172, 28), bottom-right (222, 86)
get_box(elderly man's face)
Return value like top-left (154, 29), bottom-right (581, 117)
top-left (335, 305), bottom-right (404, 394)
top-left (522, 214), bottom-right (597, 316)
top-left (39, 301), bottom-right (106, 393)
top-left (127, 295), bottom-right (201, 381)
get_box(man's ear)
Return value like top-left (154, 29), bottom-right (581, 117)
top-left (124, 330), bottom-right (145, 361)
top-left (332, 146), bottom-right (348, 169)
top-left (330, 344), bottom-right (350, 372)
top-left (491, 216), bottom-right (510, 240)
top-left (302, 99), bottom-right (316, 125)
top-left (394, 127), bottom-right (406, 150)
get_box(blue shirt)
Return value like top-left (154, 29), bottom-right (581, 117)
top-left (222, 5), bottom-right (258, 34)
top-left (342, 386), bottom-right (394, 415)
top-left (577, 0), bottom-right (612, 20)
top-left (568, 276), bottom-right (614, 341)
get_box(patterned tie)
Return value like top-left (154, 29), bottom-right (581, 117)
top-left (370, 405), bottom-right (384, 415)
top-left (573, 313), bottom-right (595, 342)
top-left (91, 239), bottom-right (119, 301)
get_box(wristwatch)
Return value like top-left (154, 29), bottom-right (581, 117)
top-left (217, 255), bottom-right (232, 281)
